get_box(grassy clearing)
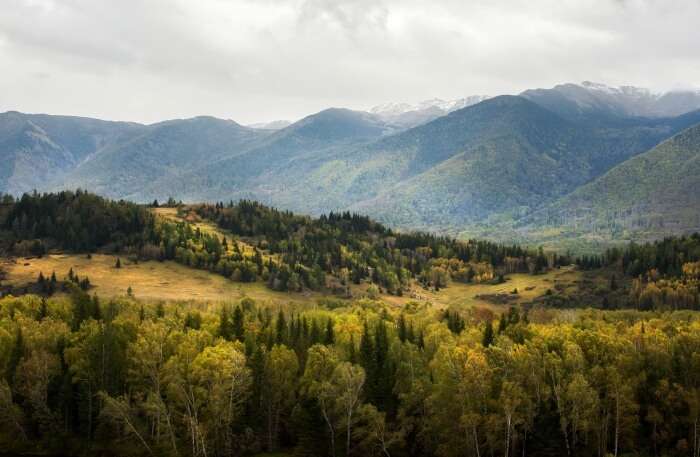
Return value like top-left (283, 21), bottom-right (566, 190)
top-left (3, 204), bottom-right (582, 310)
top-left (386, 266), bottom-right (581, 311)
top-left (1, 253), bottom-right (327, 305)
top-left (2, 252), bottom-right (581, 312)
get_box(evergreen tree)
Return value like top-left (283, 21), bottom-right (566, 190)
top-left (232, 305), bottom-right (245, 341)
top-left (482, 320), bottom-right (494, 347)
top-left (276, 310), bottom-right (287, 344)
top-left (6, 328), bottom-right (24, 388)
top-left (397, 313), bottom-right (408, 343)
top-left (37, 297), bottom-right (48, 321)
top-left (219, 305), bottom-right (232, 340)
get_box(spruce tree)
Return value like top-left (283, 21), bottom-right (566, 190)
top-left (397, 314), bottom-right (408, 342)
top-left (232, 306), bottom-right (245, 341)
top-left (324, 318), bottom-right (335, 345)
top-left (275, 310), bottom-right (287, 344)
top-left (219, 305), bottom-right (232, 340)
top-left (482, 320), bottom-right (494, 347)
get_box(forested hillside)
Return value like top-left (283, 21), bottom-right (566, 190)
top-left (519, 123), bottom-right (700, 244)
top-left (0, 191), bottom-right (558, 297)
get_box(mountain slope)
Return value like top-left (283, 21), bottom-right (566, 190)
top-left (519, 123), bottom-right (700, 241)
top-left (60, 116), bottom-right (269, 199)
top-left (272, 96), bottom-right (699, 226)
top-left (132, 108), bottom-right (395, 203)
top-left (0, 111), bottom-right (145, 194)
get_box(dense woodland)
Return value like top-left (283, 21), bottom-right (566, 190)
top-left (571, 235), bottom-right (700, 311)
top-left (4, 292), bottom-right (700, 457)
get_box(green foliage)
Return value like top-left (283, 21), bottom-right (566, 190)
top-left (1, 189), bottom-right (154, 252)
top-left (5, 291), bottom-right (700, 456)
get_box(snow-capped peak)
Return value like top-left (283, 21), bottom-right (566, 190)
top-left (370, 96), bottom-right (490, 117)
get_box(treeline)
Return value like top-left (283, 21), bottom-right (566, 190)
top-left (599, 234), bottom-right (700, 310)
top-left (4, 293), bottom-right (700, 457)
top-left (0, 190), bottom-right (154, 253)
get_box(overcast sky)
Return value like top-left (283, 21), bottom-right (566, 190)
top-left (1, 0), bottom-right (699, 124)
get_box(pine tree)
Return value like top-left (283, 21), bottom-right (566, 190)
top-left (498, 314), bottom-right (507, 334)
top-left (6, 328), bottom-right (24, 388)
top-left (324, 318), bottom-right (335, 345)
top-left (232, 305), bottom-right (245, 341)
top-left (482, 320), bottom-right (494, 347)
top-left (397, 313), bottom-right (408, 342)
top-left (309, 319), bottom-right (321, 344)
top-left (115, 258), bottom-right (121, 269)
top-left (37, 297), bottom-right (48, 321)
top-left (348, 334), bottom-right (357, 364)
top-left (276, 310), bottom-right (287, 344)
top-left (219, 305), bottom-right (232, 340)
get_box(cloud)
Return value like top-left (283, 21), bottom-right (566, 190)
top-left (0, 0), bottom-right (698, 124)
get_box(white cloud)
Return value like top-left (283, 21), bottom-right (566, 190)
top-left (0, 0), bottom-right (698, 124)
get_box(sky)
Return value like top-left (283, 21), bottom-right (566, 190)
top-left (1, 0), bottom-right (699, 125)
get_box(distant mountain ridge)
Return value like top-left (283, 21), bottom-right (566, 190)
top-left (2, 81), bottom-right (700, 248)
top-left (521, 81), bottom-right (700, 121)
top-left (369, 95), bottom-right (490, 128)
top-left (247, 120), bottom-right (293, 130)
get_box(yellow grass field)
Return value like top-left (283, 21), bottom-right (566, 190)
top-left (2, 251), bottom-right (580, 311)
top-left (1, 254), bottom-right (326, 305)
top-left (384, 266), bottom-right (580, 310)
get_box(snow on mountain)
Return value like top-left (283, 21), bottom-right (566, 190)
top-left (521, 82), bottom-right (700, 119)
top-left (248, 120), bottom-right (293, 130)
top-left (370, 95), bottom-right (490, 128)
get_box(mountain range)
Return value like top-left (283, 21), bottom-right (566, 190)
top-left (2, 81), bottom-right (700, 249)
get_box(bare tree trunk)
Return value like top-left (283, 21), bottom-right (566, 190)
top-left (88, 384), bottom-right (93, 441)
top-left (346, 408), bottom-right (353, 457)
top-left (614, 394), bottom-right (620, 457)
top-left (321, 399), bottom-right (336, 457)
top-left (473, 426), bottom-right (481, 457)
top-left (505, 416), bottom-right (511, 457)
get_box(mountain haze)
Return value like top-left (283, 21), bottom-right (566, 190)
top-left (2, 82), bottom-right (700, 247)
